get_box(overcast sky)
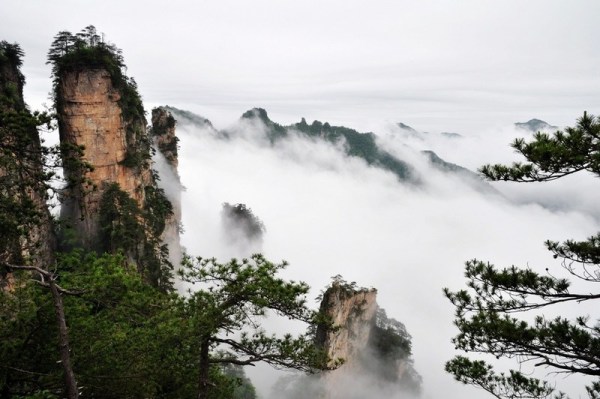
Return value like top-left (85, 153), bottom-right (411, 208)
top-left (2, 0), bottom-right (599, 133)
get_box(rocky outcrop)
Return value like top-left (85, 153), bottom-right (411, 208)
top-left (54, 55), bottom-right (175, 289)
top-left (0, 42), bottom-right (55, 276)
top-left (58, 68), bottom-right (152, 249)
top-left (150, 107), bottom-right (182, 266)
top-left (315, 280), bottom-right (421, 398)
top-left (151, 107), bottom-right (178, 168)
top-left (316, 282), bottom-right (378, 370)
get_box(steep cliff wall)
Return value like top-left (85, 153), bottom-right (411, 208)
top-left (315, 281), bottom-right (421, 398)
top-left (58, 68), bottom-right (152, 248)
top-left (317, 282), bottom-right (378, 370)
top-left (151, 107), bottom-right (179, 169)
top-left (50, 31), bottom-right (176, 289)
top-left (0, 42), bottom-right (55, 278)
top-left (150, 107), bottom-right (182, 266)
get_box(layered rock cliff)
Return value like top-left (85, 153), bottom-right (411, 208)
top-left (51, 31), bottom-right (177, 289)
top-left (0, 41), bottom-right (55, 278)
top-left (57, 68), bottom-right (152, 249)
top-left (151, 107), bottom-right (179, 168)
top-left (316, 281), bottom-right (379, 370)
top-left (315, 280), bottom-right (421, 398)
top-left (150, 107), bottom-right (182, 266)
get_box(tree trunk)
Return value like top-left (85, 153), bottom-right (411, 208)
top-left (197, 338), bottom-right (210, 399)
top-left (48, 278), bottom-right (79, 399)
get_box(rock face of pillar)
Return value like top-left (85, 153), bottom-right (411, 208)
top-left (57, 68), bottom-right (152, 250)
top-left (150, 106), bottom-right (182, 267)
top-left (315, 281), bottom-right (422, 398)
top-left (317, 282), bottom-right (379, 371)
top-left (0, 42), bottom-right (55, 283)
top-left (53, 41), bottom-right (175, 289)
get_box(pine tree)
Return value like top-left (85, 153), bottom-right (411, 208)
top-left (444, 112), bottom-right (600, 398)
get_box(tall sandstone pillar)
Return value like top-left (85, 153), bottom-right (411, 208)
top-left (57, 68), bottom-right (152, 249)
top-left (151, 106), bottom-right (182, 267)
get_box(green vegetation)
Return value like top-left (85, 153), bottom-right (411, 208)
top-left (171, 104), bottom-right (488, 186)
top-left (179, 254), bottom-right (329, 399)
top-left (221, 202), bottom-right (265, 243)
top-left (238, 107), bottom-right (416, 180)
top-left (296, 277), bottom-right (422, 396)
top-left (0, 106), bottom-right (52, 266)
top-left (368, 308), bottom-right (422, 393)
top-left (221, 364), bottom-right (257, 399)
top-left (370, 308), bottom-right (412, 365)
top-left (0, 41), bottom-right (25, 108)
top-left (47, 27), bottom-right (173, 289)
top-left (288, 110), bottom-right (415, 180)
top-left (98, 183), bottom-right (145, 254)
top-left (2, 32), bottom-right (450, 399)
top-left (241, 108), bottom-right (287, 140)
top-left (48, 26), bottom-right (150, 171)
top-left (1, 251), bottom-right (191, 398)
top-left (150, 107), bottom-right (179, 165)
top-left (0, 41), bottom-right (56, 268)
top-left (98, 183), bottom-right (174, 290)
top-left (444, 112), bottom-right (600, 398)
top-left (2, 249), bottom-right (329, 398)
top-left (164, 106), bottom-right (215, 130)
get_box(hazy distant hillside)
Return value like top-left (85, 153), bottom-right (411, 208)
top-left (167, 106), bottom-right (494, 193)
top-left (396, 122), bottom-right (463, 140)
top-left (397, 122), bottom-right (419, 134)
top-left (164, 106), bottom-right (216, 131)
top-left (514, 118), bottom-right (558, 132)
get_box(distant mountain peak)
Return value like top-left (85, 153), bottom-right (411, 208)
top-left (441, 132), bottom-right (462, 139)
top-left (163, 106), bottom-right (215, 131)
top-left (515, 118), bottom-right (558, 132)
top-left (241, 108), bottom-right (271, 123)
top-left (397, 122), bottom-right (417, 132)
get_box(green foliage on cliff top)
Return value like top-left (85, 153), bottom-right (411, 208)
top-left (0, 41), bottom-right (57, 268)
top-left (0, 41), bottom-right (24, 68)
top-left (221, 202), bottom-right (265, 245)
top-left (0, 41), bottom-right (25, 107)
top-left (151, 107), bottom-right (179, 163)
top-left (48, 26), bottom-right (149, 171)
top-left (47, 26), bottom-right (124, 89)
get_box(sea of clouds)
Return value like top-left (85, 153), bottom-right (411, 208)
top-left (166, 112), bottom-right (599, 398)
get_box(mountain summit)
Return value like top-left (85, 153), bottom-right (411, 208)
top-left (515, 118), bottom-right (558, 132)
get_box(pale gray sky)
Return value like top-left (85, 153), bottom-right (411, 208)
top-left (2, 0), bottom-right (599, 133)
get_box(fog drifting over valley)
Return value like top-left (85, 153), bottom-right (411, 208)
top-left (171, 113), bottom-right (600, 398)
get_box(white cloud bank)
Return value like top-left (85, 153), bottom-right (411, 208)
top-left (173, 113), bottom-right (600, 398)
